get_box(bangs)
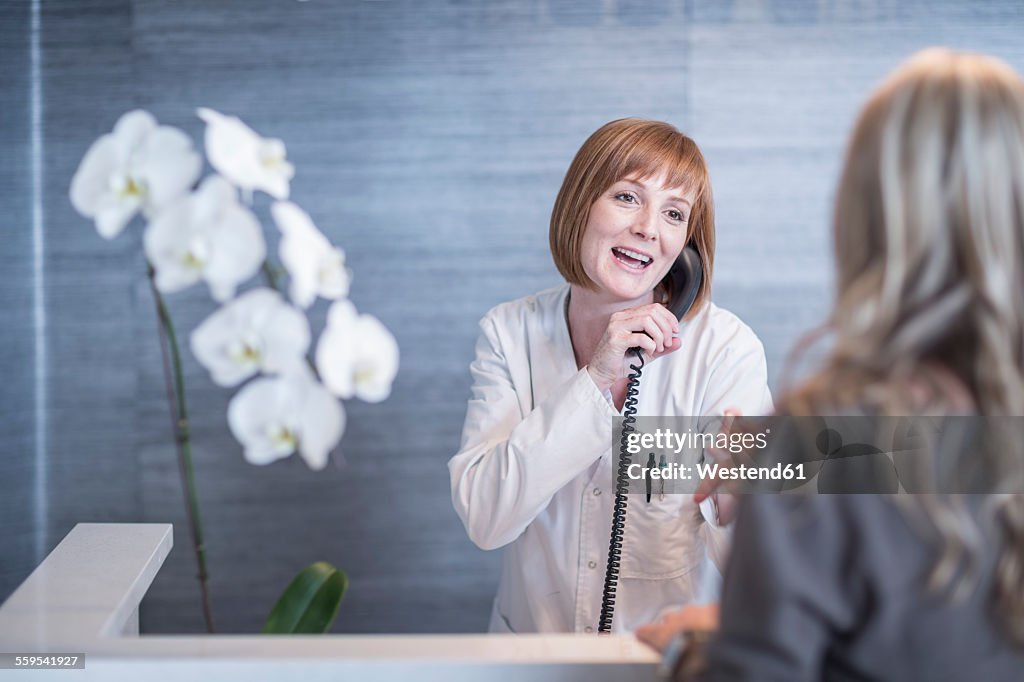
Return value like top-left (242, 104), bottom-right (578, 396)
top-left (606, 127), bottom-right (709, 200)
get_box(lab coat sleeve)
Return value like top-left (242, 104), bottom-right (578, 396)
top-left (448, 314), bottom-right (619, 550)
top-left (699, 321), bottom-right (773, 418)
top-left (697, 320), bottom-right (774, 573)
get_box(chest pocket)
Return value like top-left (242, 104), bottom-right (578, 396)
top-left (619, 494), bottom-right (701, 580)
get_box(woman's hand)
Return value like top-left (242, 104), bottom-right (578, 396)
top-left (587, 303), bottom-right (682, 391)
top-left (694, 409), bottom-right (743, 526)
top-left (635, 603), bottom-right (720, 654)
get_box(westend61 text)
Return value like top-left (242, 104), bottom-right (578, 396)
top-left (627, 460), bottom-right (807, 482)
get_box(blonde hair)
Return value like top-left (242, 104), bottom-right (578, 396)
top-left (785, 48), bottom-right (1024, 646)
top-left (549, 118), bottom-right (714, 319)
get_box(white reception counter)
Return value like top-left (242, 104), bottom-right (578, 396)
top-left (0, 524), bottom-right (660, 681)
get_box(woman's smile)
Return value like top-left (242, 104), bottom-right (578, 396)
top-left (610, 246), bottom-right (654, 272)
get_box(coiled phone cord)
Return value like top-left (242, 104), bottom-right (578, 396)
top-left (597, 348), bottom-right (645, 634)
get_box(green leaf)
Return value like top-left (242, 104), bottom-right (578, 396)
top-left (262, 562), bottom-right (347, 634)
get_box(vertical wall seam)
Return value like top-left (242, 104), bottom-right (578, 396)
top-left (31, 0), bottom-right (48, 563)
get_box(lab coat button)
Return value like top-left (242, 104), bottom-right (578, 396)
top-left (584, 626), bottom-right (594, 633)
top-left (588, 560), bottom-right (597, 569)
top-left (592, 487), bottom-right (601, 496)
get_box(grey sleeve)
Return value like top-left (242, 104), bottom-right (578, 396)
top-left (695, 495), bottom-right (864, 682)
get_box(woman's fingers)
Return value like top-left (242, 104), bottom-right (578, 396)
top-left (661, 604), bottom-right (720, 630)
top-left (693, 468), bottom-right (723, 503)
top-left (616, 304), bottom-right (679, 354)
top-left (650, 333), bottom-right (682, 360)
top-left (645, 304), bottom-right (679, 352)
top-left (587, 302), bottom-right (685, 388)
top-left (625, 332), bottom-right (658, 357)
top-left (642, 304), bottom-right (680, 351)
top-left (714, 492), bottom-right (740, 526)
top-left (694, 409), bottom-right (743, 503)
top-left (635, 621), bottom-right (675, 653)
top-left (635, 604), bottom-right (721, 653)
top-left (634, 315), bottom-right (667, 353)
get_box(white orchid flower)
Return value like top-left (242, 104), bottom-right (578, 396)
top-left (271, 201), bottom-right (351, 309)
top-left (143, 175), bottom-right (266, 302)
top-left (197, 107), bottom-right (294, 200)
top-left (70, 109), bottom-right (201, 239)
top-left (227, 369), bottom-right (344, 470)
top-left (190, 288), bottom-right (310, 387)
top-left (315, 300), bottom-right (399, 402)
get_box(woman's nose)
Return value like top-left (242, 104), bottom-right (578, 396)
top-left (630, 207), bottom-right (658, 241)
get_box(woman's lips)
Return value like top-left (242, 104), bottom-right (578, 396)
top-left (611, 246), bottom-right (653, 271)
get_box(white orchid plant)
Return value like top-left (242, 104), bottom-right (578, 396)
top-left (70, 108), bottom-right (398, 632)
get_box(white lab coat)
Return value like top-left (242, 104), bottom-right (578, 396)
top-left (448, 284), bottom-right (773, 633)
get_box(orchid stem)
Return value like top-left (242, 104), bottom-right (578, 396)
top-left (261, 259), bottom-right (283, 293)
top-left (147, 264), bottom-right (216, 634)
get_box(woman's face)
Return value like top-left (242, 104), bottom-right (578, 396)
top-left (579, 173), bottom-right (694, 303)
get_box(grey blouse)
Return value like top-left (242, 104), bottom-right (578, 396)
top-left (695, 494), bottom-right (1024, 681)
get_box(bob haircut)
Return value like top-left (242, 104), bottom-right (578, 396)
top-left (549, 118), bottom-right (714, 319)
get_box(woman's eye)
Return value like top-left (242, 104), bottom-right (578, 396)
top-left (615, 192), bottom-right (638, 203)
top-left (667, 209), bottom-right (687, 222)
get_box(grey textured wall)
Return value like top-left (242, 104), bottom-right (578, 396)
top-left (3, 0), bottom-right (1024, 634)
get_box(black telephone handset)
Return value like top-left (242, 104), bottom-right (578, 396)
top-left (662, 245), bottom-right (703, 323)
top-left (597, 245), bottom-right (703, 634)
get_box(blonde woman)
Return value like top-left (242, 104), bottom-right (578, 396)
top-left (449, 119), bottom-right (773, 633)
top-left (639, 48), bottom-right (1024, 680)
